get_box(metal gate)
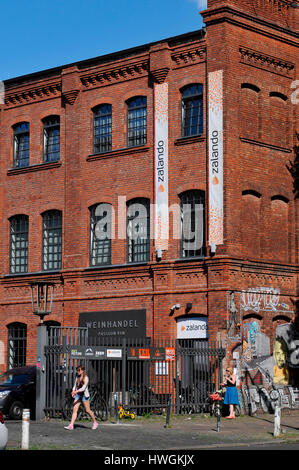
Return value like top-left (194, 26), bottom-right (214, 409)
top-left (44, 327), bottom-right (225, 417)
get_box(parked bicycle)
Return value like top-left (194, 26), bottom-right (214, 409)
top-left (118, 404), bottom-right (135, 420)
top-left (63, 384), bottom-right (108, 421)
top-left (207, 388), bottom-right (241, 417)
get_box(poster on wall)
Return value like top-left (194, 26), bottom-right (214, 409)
top-left (154, 82), bottom-right (169, 251)
top-left (177, 316), bottom-right (208, 339)
top-left (208, 70), bottom-right (223, 247)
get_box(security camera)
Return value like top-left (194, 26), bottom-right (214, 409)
top-left (171, 304), bottom-right (181, 311)
top-left (210, 243), bottom-right (217, 255)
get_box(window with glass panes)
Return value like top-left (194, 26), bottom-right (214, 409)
top-left (9, 215), bottom-right (29, 274)
top-left (180, 190), bottom-right (205, 258)
top-left (7, 323), bottom-right (27, 369)
top-left (93, 104), bottom-right (112, 153)
top-left (43, 116), bottom-right (60, 162)
top-left (127, 198), bottom-right (150, 263)
top-left (13, 122), bottom-right (30, 168)
top-left (127, 96), bottom-right (147, 147)
top-left (42, 210), bottom-right (62, 271)
top-left (90, 203), bottom-right (112, 266)
top-left (181, 84), bottom-right (203, 137)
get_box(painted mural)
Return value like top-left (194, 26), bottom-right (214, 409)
top-left (227, 288), bottom-right (299, 413)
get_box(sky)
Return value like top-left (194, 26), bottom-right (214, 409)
top-left (1, 0), bottom-right (207, 81)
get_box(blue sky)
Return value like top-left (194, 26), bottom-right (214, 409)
top-left (1, 0), bottom-right (206, 81)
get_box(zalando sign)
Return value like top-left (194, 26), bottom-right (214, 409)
top-left (177, 317), bottom-right (208, 339)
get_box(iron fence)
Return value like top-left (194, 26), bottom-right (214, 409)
top-left (44, 328), bottom-right (225, 418)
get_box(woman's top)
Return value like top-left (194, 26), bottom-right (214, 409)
top-left (72, 375), bottom-right (90, 398)
top-left (226, 377), bottom-right (236, 387)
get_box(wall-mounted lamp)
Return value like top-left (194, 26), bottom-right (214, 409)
top-left (156, 248), bottom-right (162, 261)
top-left (30, 281), bottom-right (55, 324)
top-left (186, 302), bottom-right (192, 313)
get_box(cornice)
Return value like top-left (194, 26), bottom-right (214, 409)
top-left (80, 58), bottom-right (149, 89)
top-left (5, 80), bottom-right (61, 108)
top-left (171, 44), bottom-right (206, 68)
top-left (202, 5), bottom-right (299, 46)
top-left (239, 46), bottom-right (295, 78)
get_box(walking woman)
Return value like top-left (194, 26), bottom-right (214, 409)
top-left (222, 367), bottom-right (239, 419)
top-left (64, 365), bottom-right (98, 430)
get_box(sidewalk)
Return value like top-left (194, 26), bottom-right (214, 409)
top-left (5, 409), bottom-right (299, 451)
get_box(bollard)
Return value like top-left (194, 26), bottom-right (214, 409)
top-left (216, 402), bottom-right (221, 432)
top-left (21, 409), bottom-right (30, 450)
top-left (164, 399), bottom-right (171, 428)
top-left (114, 393), bottom-right (119, 424)
top-left (274, 405), bottom-right (281, 437)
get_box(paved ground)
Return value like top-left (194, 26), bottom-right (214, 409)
top-left (4, 409), bottom-right (299, 454)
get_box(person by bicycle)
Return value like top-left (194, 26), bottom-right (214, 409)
top-left (64, 365), bottom-right (98, 430)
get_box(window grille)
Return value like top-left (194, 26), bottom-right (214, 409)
top-left (181, 85), bottom-right (203, 137)
top-left (127, 96), bottom-right (147, 147)
top-left (7, 323), bottom-right (27, 369)
top-left (13, 122), bottom-right (30, 168)
top-left (43, 116), bottom-right (60, 162)
top-left (180, 190), bottom-right (205, 258)
top-left (90, 203), bottom-right (112, 266)
top-left (127, 198), bottom-right (150, 263)
top-left (9, 215), bottom-right (29, 274)
top-left (93, 104), bottom-right (112, 153)
top-left (42, 210), bottom-right (62, 271)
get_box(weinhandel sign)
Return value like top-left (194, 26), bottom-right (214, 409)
top-left (79, 309), bottom-right (146, 339)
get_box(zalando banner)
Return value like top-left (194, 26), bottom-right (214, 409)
top-left (177, 316), bottom-right (209, 339)
top-left (154, 82), bottom-right (169, 251)
top-left (208, 70), bottom-right (223, 247)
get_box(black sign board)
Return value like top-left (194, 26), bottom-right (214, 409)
top-left (79, 309), bottom-right (146, 339)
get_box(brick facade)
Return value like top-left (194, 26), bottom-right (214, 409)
top-left (0, 0), bottom-right (298, 375)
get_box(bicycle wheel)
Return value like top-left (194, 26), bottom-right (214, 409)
top-left (62, 396), bottom-right (74, 421)
top-left (93, 396), bottom-right (108, 421)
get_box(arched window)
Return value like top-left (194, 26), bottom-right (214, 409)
top-left (127, 96), bottom-right (147, 147)
top-left (127, 198), bottom-right (150, 263)
top-left (42, 210), bottom-right (62, 271)
top-left (180, 190), bottom-right (205, 258)
top-left (90, 203), bottom-right (112, 266)
top-left (7, 323), bottom-right (27, 369)
top-left (9, 215), bottom-right (29, 274)
top-left (181, 84), bottom-right (203, 137)
top-left (93, 104), bottom-right (112, 153)
top-left (240, 83), bottom-right (260, 140)
top-left (43, 115), bottom-right (60, 162)
top-left (13, 122), bottom-right (30, 168)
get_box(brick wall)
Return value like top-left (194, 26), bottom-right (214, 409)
top-left (0, 0), bottom-right (297, 372)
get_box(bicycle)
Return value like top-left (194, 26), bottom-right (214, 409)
top-left (118, 404), bottom-right (135, 420)
top-left (62, 384), bottom-right (108, 422)
top-left (208, 388), bottom-right (241, 417)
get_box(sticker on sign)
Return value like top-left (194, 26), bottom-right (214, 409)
top-left (107, 349), bottom-right (122, 358)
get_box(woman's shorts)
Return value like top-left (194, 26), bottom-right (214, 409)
top-left (74, 393), bottom-right (90, 402)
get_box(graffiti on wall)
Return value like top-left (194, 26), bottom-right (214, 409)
top-left (229, 287), bottom-right (298, 413)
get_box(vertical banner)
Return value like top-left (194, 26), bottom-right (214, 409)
top-left (208, 70), bottom-right (223, 247)
top-left (154, 82), bottom-right (169, 250)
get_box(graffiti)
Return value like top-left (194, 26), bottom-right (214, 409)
top-left (240, 385), bottom-right (299, 413)
top-left (227, 291), bottom-right (240, 339)
top-left (241, 287), bottom-right (282, 313)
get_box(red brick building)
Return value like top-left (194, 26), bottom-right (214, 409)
top-left (0, 0), bottom-right (298, 398)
